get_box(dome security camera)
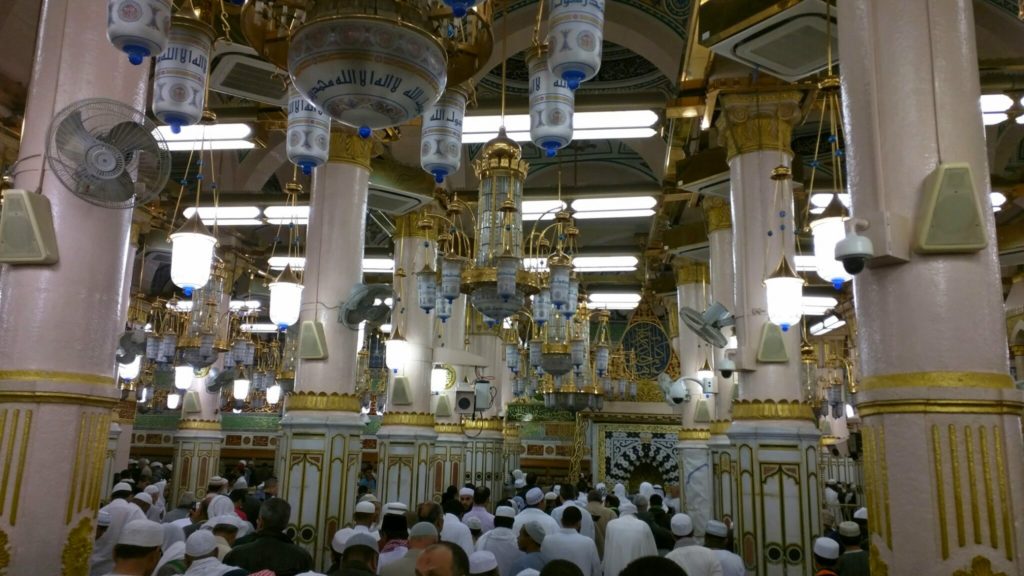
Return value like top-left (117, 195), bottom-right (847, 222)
top-left (666, 379), bottom-right (690, 405)
top-left (718, 356), bottom-right (735, 379)
top-left (834, 218), bottom-right (874, 275)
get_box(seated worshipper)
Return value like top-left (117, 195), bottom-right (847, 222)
top-left (835, 522), bottom-right (868, 576)
top-left (105, 519), bottom-right (166, 576)
top-left (508, 522), bottom-right (547, 576)
top-left (510, 489), bottom-right (559, 540)
top-left (665, 541), bottom-right (723, 576)
top-left (328, 532), bottom-right (380, 576)
top-left (91, 482), bottom-right (148, 576)
top-left (474, 506), bottom-right (523, 576)
top-left (416, 542), bottom-right (471, 576)
top-left (549, 485), bottom-right (594, 541)
top-left (380, 522), bottom-right (439, 576)
top-left (602, 501), bottom-right (657, 576)
top-left (671, 514), bottom-right (698, 549)
top-left (538, 559), bottom-right (582, 576)
top-left (182, 530), bottom-right (247, 576)
top-left (154, 523), bottom-right (187, 576)
top-left (539, 507), bottom-right (600, 576)
top-left (703, 521), bottom-right (743, 576)
top-left (469, 551), bottom-right (500, 576)
top-left (619, 556), bottom-right (688, 576)
top-left (166, 492), bottom-right (197, 526)
top-left (463, 487), bottom-right (495, 534)
top-left (584, 491), bottom-right (615, 559)
top-left (634, 495), bottom-right (675, 551)
top-left (812, 537), bottom-right (841, 576)
top-left (224, 497), bottom-right (314, 576)
top-left (378, 509), bottom-right (410, 572)
top-left (466, 517), bottom-right (483, 543)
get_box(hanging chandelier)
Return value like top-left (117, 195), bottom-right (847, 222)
top-left (106, 0), bottom-right (173, 65)
top-left (763, 165), bottom-right (804, 332)
top-left (152, 13), bottom-right (215, 134)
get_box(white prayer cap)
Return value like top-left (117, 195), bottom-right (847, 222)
top-left (123, 478), bottom-right (136, 484)
top-left (152, 461), bottom-right (163, 468)
top-left (97, 510), bottom-right (112, 527)
top-left (331, 527), bottom-right (356, 553)
top-left (343, 532), bottom-right (380, 554)
top-left (469, 551), bottom-right (498, 574)
top-left (233, 477), bottom-right (248, 490)
top-left (186, 529), bottom-right (218, 556)
top-left (208, 476), bottom-right (228, 487)
top-left (553, 485), bottom-right (561, 494)
top-left (838, 521), bottom-right (860, 538)
top-left (618, 502), bottom-right (638, 515)
top-left (166, 464), bottom-right (173, 471)
top-left (705, 520), bottom-right (728, 538)
top-left (465, 517), bottom-right (482, 531)
top-left (205, 514), bottom-right (248, 535)
top-left (613, 483), bottom-right (626, 497)
top-left (826, 478), bottom-right (837, 485)
top-left (112, 482), bottom-right (133, 494)
top-left (854, 507), bottom-right (868, 520)
top-left (495, 506), bottom-right (516, 519)
top-left (128, 459), bottom-right (138, 464)
top-left (359, 493), bottom-right (379, 503)
top-left (522, 521), bottom-right (546, 545)
top-left (813, 537), bottom-right (840, 560)
top-left (410, 522), bottom-right (439, 539)
top-left (514, 479), bottom-right (526, 488)
top-left (460, 487), bottom-right (475, 497)
top-left (512, 469), bottom-right (524, 479)
top-left (144, 484), bottom-right (161, 496)
top-left (239, 459), bottom-right (247, 466)
top-left (516, 570), bottom-right (540, 576)
top-left (544, 492), bottom-right (557, 501)
top-left (666, 546), bottom-right (720, 576)
top-left (383, 501), bottom-right (408, 515)
top-left (525, 488), bottom-right (544, 506)
top-left (670, 513), bottom-right (693, 537)
top-left (133, 492), bottom-right (153, 505)
top-left (639, 482), bottom-right (653, 497)
top-left (208, 495), bottom-right (234, 517)
top-left (118, 519), bottom-right (164, 547)
top-left (355, 501), bottom-right (377, 514)
top-left (595, 483), bottom-right (606, 492)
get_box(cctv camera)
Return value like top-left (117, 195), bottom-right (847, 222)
top-left (666, 380), bottom-right (690, 405)
top-left (717, 356), bottom-right (735, 379)
top-left (835, 230), bottom-right (875, 275)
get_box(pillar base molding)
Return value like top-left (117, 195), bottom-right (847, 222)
top-left (731, 400), bottom-right (815, 422)
top-left (678, 428), bottom-right (711, 442)
top-left (677, 441), bottom-right (712, 538)
top-left (381, 411), bottom-right (436, 428)
top-left (376, 424), bottom-right (437, 509)
top-left (285, 392), bottom-right (362, 412)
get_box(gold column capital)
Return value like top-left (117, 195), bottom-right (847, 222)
top-left (859, 371), bottom-right (1014, 393)
top-left (393, 209), bottom-right (438, 240)
top-left (329, 130), bottom-right (375, 170)
top-left (676, 261), bottom-right (709, 285)
top-left (703, 197), bottom-right (732, 232)
top-left (709, 420), bottom-right (731, 436)
top-left (716, 89), bottom-right (803, 161)
top-left (731, 399), bottom-right (815, 422)
top-left (381, 411), bottom-right (436, 428)
top-left (286, 391), bottom-right (362, 412)
top-left (678, 428), bottom-right (711, 441)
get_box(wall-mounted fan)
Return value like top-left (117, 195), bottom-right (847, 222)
top-left (680, 301), bottom-right (734, 348)
top-left (339, 283), bottom-right (394, 330)
top-left (47, 98), bottom-right (171, 209)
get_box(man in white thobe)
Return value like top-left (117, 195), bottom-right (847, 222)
top-left (824, 480), bottom-right (842, 524)
top-left (511, 488), bottom-right (560, 539)
top-left (475, 506), bottom-right (523, 576)
top-left (602, 502), bottom-right (657, 576)
top-left (91, 482), bottom-right (147, 576)
top-left (549, 485), bottom-right (595, 541)
top-left (541, 506), bottom-right (601, 576)
top-left (705, 520), bottom-right (744, 576)
top-left (666, 545), bottom-right (723, 576)
top-left (182, 530), bottom-right (247, 576)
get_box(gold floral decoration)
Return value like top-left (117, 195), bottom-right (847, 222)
top-left (677, 428), bottom-right (711, 441)
top-left (731, 399), bottom-right (815, 422)
top-left (953, 556), bottom-right (1007, 576)
top-left (381, 412), bottom-right (436, 428)
top-left (462, 418), bottom-right (504, 432)
top-left (61, 517), bottom-right (93, 576)
top-left (286, 392), bottom-right (361, 412)
top-left (0, 528), bottom-right (8, 575)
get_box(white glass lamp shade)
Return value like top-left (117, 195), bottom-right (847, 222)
top-left (107, 0), bottom-right (172, 65)
top-left (289, 15), bottom-right (448, 135)
top-left (529, 339), bottom-right (543, 368)
top-left (286, 86), bottom-right (331, 175)
top-left (421, 87), bottom-right (469, 183)
top-left (385, 333), bottom-right (409, 371)
top-left (506, 343), bottom-right (521, 373)
top-left (430, 364), bottom-right (449, 393)
top-left (765, 259), bottom-right (805, 332)
top-left (496, 254), bottom-right (519, 301)
top-left (269, 265), bottom-right (303, 330)
top-left (564, 278), bottom-right (580, 318)
top-left (435, 293), bottom-right (453, 322)
top-left (527, 49), bottom-right (574, 157)
top-left (533, 289), bottom-right (551, 326)
top-left (118, 355), bottom-right (142, 381)
top-left (546, 0), bottom-right (606, 90)
top-left (440, 257), bottom-right (463, 302)
top-left (174, 365), bottom-right (193, 390)
top-left (696, 361), bottom-right (714, 384)
top-left (232, 376), bottom-right (250, 400)
top-left (266, 383), bottom-right (282, 405)
top-left (417, 267), bottom-right (438, 313)
top-left (152, 16), bottom-right (214, 133)
top-left (594, 344), bottom-right (609, 376)
top-left (570, 338), bottom-right (587, 368)
top-left (810, 215), bottom-right (853, 290)
top-left (549, 260), bottom-right (572, 309)
top-left (169, 218), bottom-right (217, 296)
top-left (166, 392), bottom-right (181, 410)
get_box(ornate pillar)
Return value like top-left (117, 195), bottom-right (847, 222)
top-left (503, 422), bottom-right (522, 484)
top-left (716, 87), bottom-right (820, 576)
top-left (279, 132), bottom-right (372, 565)
top-left (462, 418), bottom-right (506, 500)
top-left (839, 0), bottom-right (1024, 572)
top-left (431, 423), bottom-right (466, 501)
top-left (0, 0), bottom-right (148, 572)
top-left (376, 211), bottom-right (437, 508)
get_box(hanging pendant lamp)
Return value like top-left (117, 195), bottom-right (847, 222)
top-left (810, 194), bottom-right (853, 290)
top-left (764, 256), bottom-right (805, 332)
top-left (269, 265), bottom-right (303, 330)
top-left (169, 212), bottom-right (217, 296)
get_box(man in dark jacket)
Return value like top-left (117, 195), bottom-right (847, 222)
top-left (223, 497), bottom-right (313, 576)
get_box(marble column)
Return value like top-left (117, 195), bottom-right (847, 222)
top-left (839, 0), bottom-right (1024, 572)
top-left (376, 211), bottom-right (438, 508)
top-left (278, 131), bottom-right (372, 565)
top-left (462, 418), bottom-right (506, 500)
top-left (431, 423), bottom-right (467, 501)
top-left (716, 87), bottom-right (821, 576)
top-left (0, 0), bottom-right (148, 571)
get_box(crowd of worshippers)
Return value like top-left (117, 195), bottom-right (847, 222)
top-left (90, 466), bottom-right (871, 576)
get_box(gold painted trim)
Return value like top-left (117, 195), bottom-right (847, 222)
top-left (979, 427), bottom-right (997, 549)
top-left (703, 197), bottom-right (732, 232)
top-left (709, 420), bottom-right (731, 436)
top-left (994, 425), bottom-right (1015, 561)
top-left (731, 400), bottom-right (815, 422)
top-left (678, 428), bottom-right (711, 441)
top-left (462, 418), bottom-right (504, 432)
top-left (951, 425), bottom-right (966, 548)
top-left (328, 130), bottom-right (375, 170)
top-left (675, 262), bottom-right (709, 286)
top-left (177, 419), bottom-right (222, 431)
top-left (932, 425), bottom-right (949, 559)
top-left (952, 556), bottom-right (1009, 576)
top-left (965, 426), bottom-right (982, 545)
top-left (859, 371), bottom-right (1013, 392)
top-left (381, 411), bottom-right (436, 428)
top-left (0, 370), bottom-right (115, 386)
top-left (434, 423), bottom-right (464, 434)
top-left (0, 391), bottom-right (117, 409)
top-left (857, 399), bottom-right (1024, 418)
top-left (61, 517), bottom-right (93, 576)
top-left (286, 392), bottom-right (361, 412)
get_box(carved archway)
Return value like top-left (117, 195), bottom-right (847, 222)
top-left (604, 432), bottom-right (680, 488)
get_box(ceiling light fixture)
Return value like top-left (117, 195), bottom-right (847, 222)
top-left (240, 323), bottom-right (282, 333)
top-left (268, 256), bottom-right (396, 273)
top-left (809, 314), bottom-right (846, 336)
top-left (156, 123), bottom-right (255, 150)
top-left (462, 110), bottom-right (659, 144)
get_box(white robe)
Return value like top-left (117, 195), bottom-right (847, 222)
top-left (378, 545), bottom-right (409, 574)
top-left (824, 486), bottom-right (842, 523)
top-left (511, 507), bottom-right (560, 540)
top-left (475, 527), bottom-right (524, 576)
top-left (665, 545), bottom-right (723, 576)
top-left (550, 503), bottom-right (595, 541)
top-left (90, 499), bottom-right (146, 576)
top-left (541, 527), bottom-right (602, 576)
top-left (442, 513), bottom-right (475, 557)
top-left (713, 550), bottom-right (745, 576)
top-left (602, 514), bottom-right (657, 576)
top-left (183, 556), bottom-right (240, 576)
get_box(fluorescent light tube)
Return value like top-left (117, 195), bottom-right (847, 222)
top-left (461, 128), bottom-right (657, 144)
top-left (794, 255), bottom-right (817, 272)
top-left (573, 255), bottom-right (639, 271)
top-left (268, 256), bottom-right (396, 273)
top-left (589, 293), bottom-right (642, 304)
top-left (522, 200), bottom-right (567, 221)
top-left (268, 256), bottom-right (306, 270)
top-left (264, 206), bottom-right (311, 219)
top-left (980, 94), bottom-right (1013, 113)
top-left (184, 206), bottom-right (261, 220)
top-left (165, 139), bottom-right (256, 151)
top-left (572, 196), bottom-right (657, 211)
top-left (156, 123), bottom-right (253, 142)
top-left (363, 258), bottom-right (396, 273)
top-left (240, 323), bottom-right (282, 333)
top-left (265, 218), bottom-right (309, 226)
top-left (572, 209), bottom-right (655, 220)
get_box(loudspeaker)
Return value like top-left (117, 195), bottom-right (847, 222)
top-left (0, 189), bottom-right (59, 264)
top-left (915, 163), bottom-right (987, 254)
top-left (455, 390), bottom-right (475, 414)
